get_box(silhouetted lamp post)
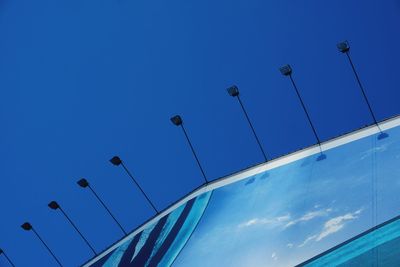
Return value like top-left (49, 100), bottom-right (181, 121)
top-left (110, 156), bottom-right (159, 214)
top-left (77, 178), bottom-right (127, 235)
top-left (280, 64), bottom-right (326, 161)
top-left (21, 222), bottom-right (63, 267)
top-left (0, 248), bottom-right (16, 267)
top-left (337, 40), bottom-right (388, 139)
top-left (48, 201), bottom-right (97, 255)
top-left (170, 115), bottom-right (209, 184)
top-left (227, 85), bottom-right (268, 162)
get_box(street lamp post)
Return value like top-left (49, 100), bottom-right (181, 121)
top-left (170, 115), bottom-right (209, 184)
top-left (77, 178), bottom-right (127, 235)
top-left (109, 156), bottom-right (159, 214)
top-left (280, 64), bottom-right (326, 161)
top-left (21, 222), bottom-right (63, 267)
top-left (227, 85), bottom-right (268, 162)
top-left (0, 248), bottom-right (16, 267)
top-left (48, 201), bottom-right (97, 255)
top-left (337, 40), bottom-right (388, 140)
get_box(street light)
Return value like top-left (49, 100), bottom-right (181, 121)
top-left (227, 85), bottom-right (268, 162)
top-left (77, 178), bottom-right (127, 235)
top-left (337, 40), bottom-right (388, 140)
top-left (109, 156), bottom-right (159, 214)
top-left (280, 64), bottom-right (326, 161)
top-left (110, 156), bottom-right (122, 166)
top-left (0, 248), bottom-right (16, 267)
top-left (21, 222), bottom-right (63, 266)
top-left (170, 115), bottom-right (209, 184)
top-left (48, 201), bottom-right (97, 255)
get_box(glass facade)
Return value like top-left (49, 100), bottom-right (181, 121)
top-left (86, 119), bottom-right (400, 267)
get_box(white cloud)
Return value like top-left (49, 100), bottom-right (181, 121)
top-left (241, 219), bottom-right (259, 227)
top-left (316, 209), bottom-right (362, 241)
top-left (297, 209), bottom-right (363, 247)
top-left (284, 208), bottom-right (331, 228)
top-left (238, 214), bottom-right (291, 228)
top-left (316, 223), bottom-right (344, 241)
top-left (360, 145), bottom-right (388, 160)
top-left (286, 243), bottom-right (294, 248)
top-left (298, 235), bottom-right (317, 248)
top-left (271, 252), bottom-right (278, 261)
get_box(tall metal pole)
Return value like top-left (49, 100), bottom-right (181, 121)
top-left (337, 41), bottom-right (386, 138)
top-left (89, 185), bottom-right (127, 235)
top-left (227, 85), bottom-right (268, 162)
top-left (48, 201), bottom-right (97, 255)
top-left (288, 75), bottom-right (321, 145)
top-left (280, 65), bottom-right (326, 160)
top-left (21, 222), bottom-right (63, 267)
top-left (171, 115), bottom-right (209, 184)
top-left (31, 228), bottom-right (64, 266)
top-left (180, 124), bottom-right (209, 183)
top-left (0, 249), bottom-right (16, 267)
top-left (110, 156), bottom-right (159, 214)
top-left (77, 178), bottom-right (127, 235)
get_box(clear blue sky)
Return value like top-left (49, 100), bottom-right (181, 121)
top-left (0, 0), bottom-right (399, 266)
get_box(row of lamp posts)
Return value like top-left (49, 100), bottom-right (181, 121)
top-left (1, 40), bottom-right (387, 266)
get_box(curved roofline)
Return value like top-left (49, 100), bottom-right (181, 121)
top-left (82, 114), bottom-right (400, 267)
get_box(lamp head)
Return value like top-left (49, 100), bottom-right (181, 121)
top-left (279, 64), bottom-right (292, 76)
top-left (77, 178), bottom-right (89, 188)
top-left (21, 222), bottom-right (32, 231)
top-left (337, 41), bottom-right (350, 53)
top-left (48, 201), bottom-right (60, 210)
top-left (170, 115), bottom-right (183, 126)
top-left (227, 85), bottom-right (240, 97)
top-left (110, 156), bottom-right (122, 166)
